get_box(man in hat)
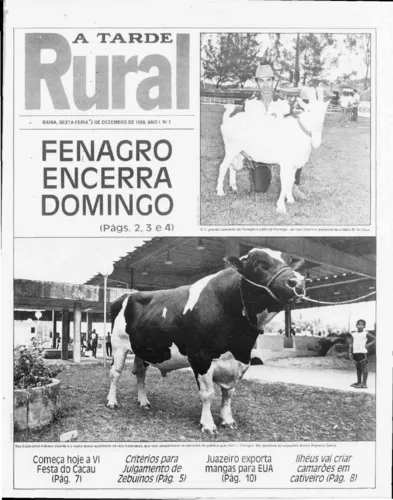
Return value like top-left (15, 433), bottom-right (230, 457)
top-left (237, 64), bottom-right (304, 196)
top-left (245, 64), bottom-right (289, 117)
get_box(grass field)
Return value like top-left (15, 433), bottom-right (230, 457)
top-left (14, 363), bottom-right (375, 443)
top-left (200, 104), bottom-right (371, 226)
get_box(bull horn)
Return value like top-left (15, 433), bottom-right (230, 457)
top-left (291, 258), bottom-right (305, 271)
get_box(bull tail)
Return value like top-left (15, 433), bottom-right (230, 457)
top-left (111, 293), bottom-right (131, 332)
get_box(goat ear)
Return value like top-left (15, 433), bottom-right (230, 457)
top-left (298, 99), bottom-right (310, 111)
top-left (224, 256), bottom-right (245, 274)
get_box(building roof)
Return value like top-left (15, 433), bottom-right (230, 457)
top-left (85, 237), bottom-right (376, 309)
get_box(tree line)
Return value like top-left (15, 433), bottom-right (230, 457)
top-left (201, 33), bottom-right (371, 91)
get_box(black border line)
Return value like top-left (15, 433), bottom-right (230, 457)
top-left (18, 128), bottom-right (195, 131)
top-left (12, 26), bottom-right (16, 490)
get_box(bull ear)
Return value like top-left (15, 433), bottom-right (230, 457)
top-left (224, 256), bottom-right (245, 274)
top-left (290, 258), bottom-right (305, 271)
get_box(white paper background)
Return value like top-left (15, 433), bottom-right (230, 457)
top-left (2, 1), bottom-right (393, 499)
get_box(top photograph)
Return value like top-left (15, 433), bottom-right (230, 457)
top-left (200, 32), bottom-right (372, 226)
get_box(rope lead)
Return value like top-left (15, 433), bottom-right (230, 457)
top-left (296, 291), bottom-right (376, 306)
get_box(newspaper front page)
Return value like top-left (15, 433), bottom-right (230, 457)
top-left (2, 1), bottom-right (393, 498)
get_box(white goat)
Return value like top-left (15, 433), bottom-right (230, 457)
top-left (216, 98), bottom-right (329, 213)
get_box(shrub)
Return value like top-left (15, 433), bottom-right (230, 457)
top-left (14, 341), bottom-right (64, 390)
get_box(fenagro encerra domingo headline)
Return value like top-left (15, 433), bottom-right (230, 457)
top-left (22, 30), bottom-right (190, 217)
top-left (41, 139), bottom-right (174, 216)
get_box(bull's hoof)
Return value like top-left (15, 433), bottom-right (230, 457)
top-left (138, 402), bottom-right (151, 410)
top-left (292, 184), bottom-right (306, 200)
top-left (286, 196), bottom-right (295, 204)
top-left (107, 401), bottom-right (118, 409)
top-left (200, 424), bottom-right (218, 435)
top-left (276, 204), bottom-right (287, 214)
top-left (216, 189), bottom-right (226, 197)
top-left (221, 421), bottom-right (237, 430)
top-left (229, 185), bottom-right (238, 193)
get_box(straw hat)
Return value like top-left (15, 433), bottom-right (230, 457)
top-left (255, 64), bottom-right (275, 79)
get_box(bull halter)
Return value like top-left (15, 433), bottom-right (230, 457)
top-left (238, 265), bottom-right (306, 333)
top-left (241, 265), bottom-right (302, 302)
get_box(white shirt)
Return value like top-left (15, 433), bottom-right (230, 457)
top-left (351, 330), bottom-right (368, 354)
top-left (340, 95), bottom-right (349, 108)
top-left (245, 97), bottom-right (290, 119)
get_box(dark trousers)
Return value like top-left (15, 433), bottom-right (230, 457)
top-left (295, 168), bottom-right (302, 186)
top-left (352, 106), bottom-right (358, 122)
top-left (353, 353), bottom-right (368, 384)
top-left (106, 342), bottom-right (112, 357)
top-left (251, 165), bottom-right (302, 192)
top-left (250, 164), bottom-right (272, 193)
top-left (92, 342), bottom-right (97, 357)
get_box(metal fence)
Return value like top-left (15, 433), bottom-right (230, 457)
top-left (200, 92), bottom-right (342, 115)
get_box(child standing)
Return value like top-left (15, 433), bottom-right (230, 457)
top-left (349, 319), bottom-right (375, 389)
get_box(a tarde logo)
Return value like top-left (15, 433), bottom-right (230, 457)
top-left (24, 32), bottom-right (190, 111)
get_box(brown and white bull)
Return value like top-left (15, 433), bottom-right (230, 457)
top-left (107, 248), bottom-right (305, 434)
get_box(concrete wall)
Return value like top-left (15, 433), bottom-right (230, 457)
top-left (294, 336), bottom-right (318, 352)
top-left (257, 335), bottom-right (284, 351)
top-left (14, 320), bottom-right (52, 346)
top-left (254, 334), bottom-right (319, 361)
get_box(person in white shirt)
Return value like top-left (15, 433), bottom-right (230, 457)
top-left (339, 91), bottom-right (351, 123)
top-left (349, 319), bottom-right (375, 389)
top-left (236, 64), bottom-right (304, 196)
top-left (352, 89), bottom-right (360, 122)
top-left (316, 82), bottom-right (325, 102)
top-left (245, 65), bottom-right (290, 118)
top-left (91, 329), bottom-right (98, 358)
top-left (347, 91), bottom-right (355, 121)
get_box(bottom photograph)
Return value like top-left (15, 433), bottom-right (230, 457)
top-left (13, 236), bottom-right (376, 443)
